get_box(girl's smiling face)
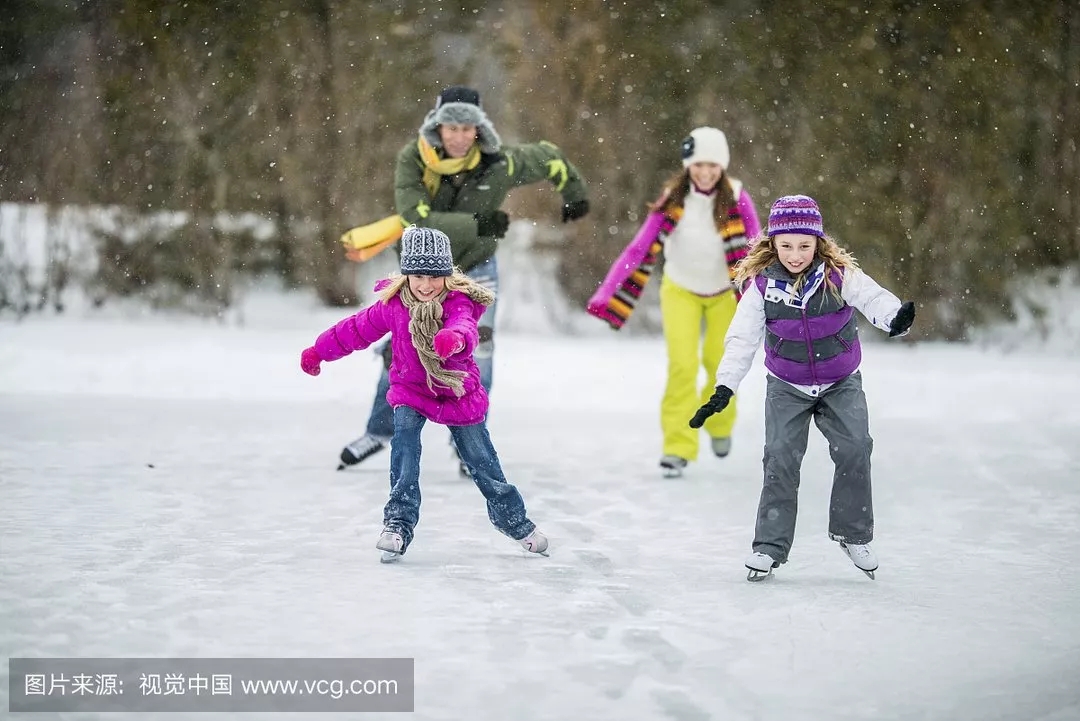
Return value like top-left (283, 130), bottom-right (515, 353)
top-left (408, 274), bottom-right (446, 302)
top-left (773, 233), bottom-right (818, 274)
top-left (687, 162), bottom-right (722, 193)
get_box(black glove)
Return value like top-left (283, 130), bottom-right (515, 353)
top-left (889, 301), bottom-right (916, 337)
top-left (475, 210), bottom-right (509, 238)
top-left (561, 199), bottom-right (590, 223)
top-left (689, 385), bottom-right (734, 429)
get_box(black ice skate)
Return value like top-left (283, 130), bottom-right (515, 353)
top-left (338, 434), bottom-right (387, 470)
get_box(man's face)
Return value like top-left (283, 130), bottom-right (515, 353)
top-left (438, 124), bottom-right (478, 159)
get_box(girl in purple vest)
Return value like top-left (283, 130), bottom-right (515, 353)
top-left (689, 195), bottom-right (915, 581)
top-left (299, 226), bottom-right (549, 563)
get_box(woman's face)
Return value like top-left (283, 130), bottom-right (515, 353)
top-left (688, 162), bottom-right (722, 192)
top-left (408, 274), bottom-right (447, 302)
top-left (773, 233), bottom-right (818, 274)
top-left (438, 123), bottom-right (478, 159)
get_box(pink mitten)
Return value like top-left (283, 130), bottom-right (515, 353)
top-left (433, 329), bottom-right (465, 360)
top-left (300, 346), bottom-right (323, 376)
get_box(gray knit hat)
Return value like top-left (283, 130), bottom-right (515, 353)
top-left (399, 225), bottom-right (454, 277)
top-left (419, 85), bottom-right (501, 154)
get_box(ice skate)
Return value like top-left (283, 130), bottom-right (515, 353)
top-left (745, 551), bottom-right (779, 582)
top-left (518, 529), bottom-right (549, 556)
top-left (338, 434), bottom-right (387, 470)
top-left (376, 530), bottom-right (404, 564)
top-left (659, 455), bottom-right (688, 479)
top-left (839, 542), bottom-right (878, 579)
top-left (710, 436), bottom-right (732, 458)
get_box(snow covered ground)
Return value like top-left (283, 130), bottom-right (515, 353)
top-left (2, 291), bottom-right (1080, 721)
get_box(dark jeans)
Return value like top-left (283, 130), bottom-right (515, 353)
top-left (753, 372), bottom-right (874, 563)
top-left (365, 256), bottom-right (497, 439)
top-left (382, 406), bottom-right (536, 553)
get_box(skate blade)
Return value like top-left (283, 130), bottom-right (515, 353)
top-left (379, 551), bottom-right (402, 564)
top-left (746, 568), bottom-right (773, 582)
top-left (860, 568), bottom-right (876, 580)
top-left (661, 468), bottom-right (683, 479)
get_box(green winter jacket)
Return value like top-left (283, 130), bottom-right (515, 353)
top-left (394, 139), bottom-right (589, 272)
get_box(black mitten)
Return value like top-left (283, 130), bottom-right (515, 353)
top-left (689, 385), bottom-right (734, 429)
top-left (475, 210), bottom-right (509, 238)
top-left (889, 301), bottom-right (916, 337)
top-left (561, 199), bottom-right (590, 223)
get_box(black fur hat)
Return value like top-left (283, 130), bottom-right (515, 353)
top-left (419, 85), bottom-right (501, 154)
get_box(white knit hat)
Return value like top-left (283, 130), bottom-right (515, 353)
top-left (399, 226), bottom-right (454, 277)
top-left (680, 127), bottom-right (730, 169)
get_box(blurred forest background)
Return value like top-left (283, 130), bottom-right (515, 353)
top-left (1, 0), bottom-right (1077, 339)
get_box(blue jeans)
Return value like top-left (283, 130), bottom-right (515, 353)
top-left (365, 256), bottom-right (498, 439)
top-left (383, 406), bottom-right (536, 552)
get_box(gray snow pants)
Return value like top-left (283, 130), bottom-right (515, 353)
top-left (753, 372), bottom-right (874, 564)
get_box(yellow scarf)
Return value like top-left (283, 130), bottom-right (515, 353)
top-left (417, 136), bottom-right (482, 198)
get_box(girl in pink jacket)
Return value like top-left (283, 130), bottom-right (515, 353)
top-left (300, 226), bottom-right (548, 563)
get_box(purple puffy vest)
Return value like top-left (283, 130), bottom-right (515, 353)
top-left (755, 263), bottom-right (861, 386)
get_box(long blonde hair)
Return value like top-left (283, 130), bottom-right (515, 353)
top-left (735, 233), bottom-right (860, 297)
top-left (378, 270), bottom-right (495, 396)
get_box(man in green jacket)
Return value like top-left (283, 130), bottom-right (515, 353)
top-left (339, 85), bottom-right (590, 474)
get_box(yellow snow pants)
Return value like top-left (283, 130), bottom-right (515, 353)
top-left (660, 274), bottom-right (738, 460)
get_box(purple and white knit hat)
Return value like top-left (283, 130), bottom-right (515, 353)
top-left (400, 225), bottom-right (453, 277)
top-left (766, 195), bottom-right (824, 237)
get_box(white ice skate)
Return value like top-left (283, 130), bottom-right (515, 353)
top-left (519, 530), bottom-right (549, 557)
top-left (659, 455), bottom-right (688, 479)
top-left (376, 530), bottom-right (404, 564)
top-left (710, 436), bottom-right (732, 458)
top-left (745, 551), bottom-right (779, 582)
top-left (839, 542), bottom-right (878, 579)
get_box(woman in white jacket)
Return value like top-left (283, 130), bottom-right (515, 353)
top-left (650, 127), bottom-right (761, 477)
